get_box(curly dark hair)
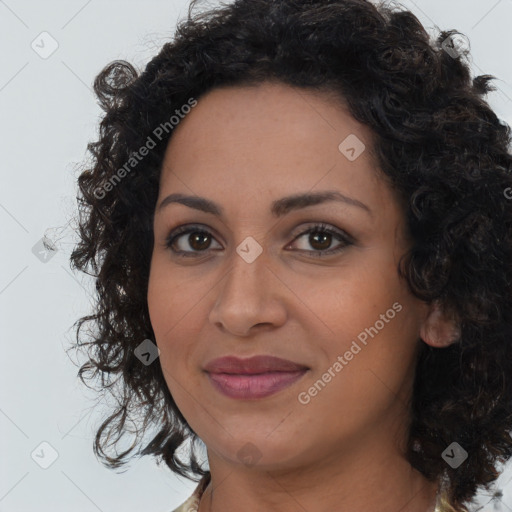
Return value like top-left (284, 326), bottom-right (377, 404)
top-left (68, 0), bottom-right (512, 510)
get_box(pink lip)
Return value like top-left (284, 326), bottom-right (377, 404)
top-left (203, 355), bottom-right (309, 399)
top-left (206, 370), bottom-right (308, 399)
top-left (204, 355), bottom-right (308, 374)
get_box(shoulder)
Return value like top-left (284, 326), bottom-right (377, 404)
top-left (170, 493), bottom-right (200, 512)
top-left (170, 473), bottom-right (211, 512)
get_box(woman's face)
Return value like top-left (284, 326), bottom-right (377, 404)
top-left (147, 82), bottom-right (430, 472)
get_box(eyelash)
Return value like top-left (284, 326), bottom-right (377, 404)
top-left (164, 222), bottom-right (353, 258)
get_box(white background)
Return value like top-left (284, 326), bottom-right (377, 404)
top-left (1, 1), bottom-right (511, 510)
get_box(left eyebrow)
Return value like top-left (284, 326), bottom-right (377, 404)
top-left (156, 190), bottom-right (372, 218)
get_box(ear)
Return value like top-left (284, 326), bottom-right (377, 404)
top-left (419, 302), bottom-right (460, 348)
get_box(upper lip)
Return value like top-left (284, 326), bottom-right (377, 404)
top-left (203, 355), bottom-right (309, 375)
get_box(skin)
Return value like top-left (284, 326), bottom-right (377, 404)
top-left (147, 81), bottom-right (458, 512)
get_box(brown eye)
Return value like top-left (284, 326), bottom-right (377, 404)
top-left (307, 230), bottom-right (333, 251)
top-left (288, 223), bottom-right (353, 257)
top-left (165, 225), bottom-right (222, 256)
top-left (187, 232), bottom-right (212, 251)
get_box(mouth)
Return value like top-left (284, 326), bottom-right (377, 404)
top-left (203, 355), bottom-right (309, 400)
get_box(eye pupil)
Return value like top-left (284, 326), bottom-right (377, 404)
top-left (190, 232), bottom-right (211, 250)
top-left (310, 231), bottom-right (331, 250)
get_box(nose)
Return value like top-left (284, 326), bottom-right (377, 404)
top-left (208, 247), bottom-right (288, 337)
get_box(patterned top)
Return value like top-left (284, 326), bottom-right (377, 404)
top-left (171, 474), bottom-right (211, 512)
top-left (171, 472), bottom-right (453, 512)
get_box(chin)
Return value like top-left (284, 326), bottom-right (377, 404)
top-left (212, 432), bottom-right (309, 470)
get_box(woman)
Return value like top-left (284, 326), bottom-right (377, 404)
top-left (69, 0), bottom-right (512, 510)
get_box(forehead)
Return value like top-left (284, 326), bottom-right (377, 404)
top-left (159, 81), bottom-right (394, 221)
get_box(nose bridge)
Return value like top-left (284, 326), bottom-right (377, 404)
top-left (222, 239), bottom-right (269, 305)
top-left (209, 239), bottom-right (285, 334)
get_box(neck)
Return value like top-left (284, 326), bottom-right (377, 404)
top-left (198, 436), bottom-right (439, 512)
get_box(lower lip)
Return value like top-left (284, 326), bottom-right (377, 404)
top-left (206, 370), bottom-right (308, 399)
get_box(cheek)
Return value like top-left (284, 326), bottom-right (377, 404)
top-left (147, 256), bottom-right (207, 387)
top-left (301, 262), bottom-right (419, 386)
top-left (295, 260), bottom-right (403, 338)
top-left (147, 254), bottom-right (199, 337)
